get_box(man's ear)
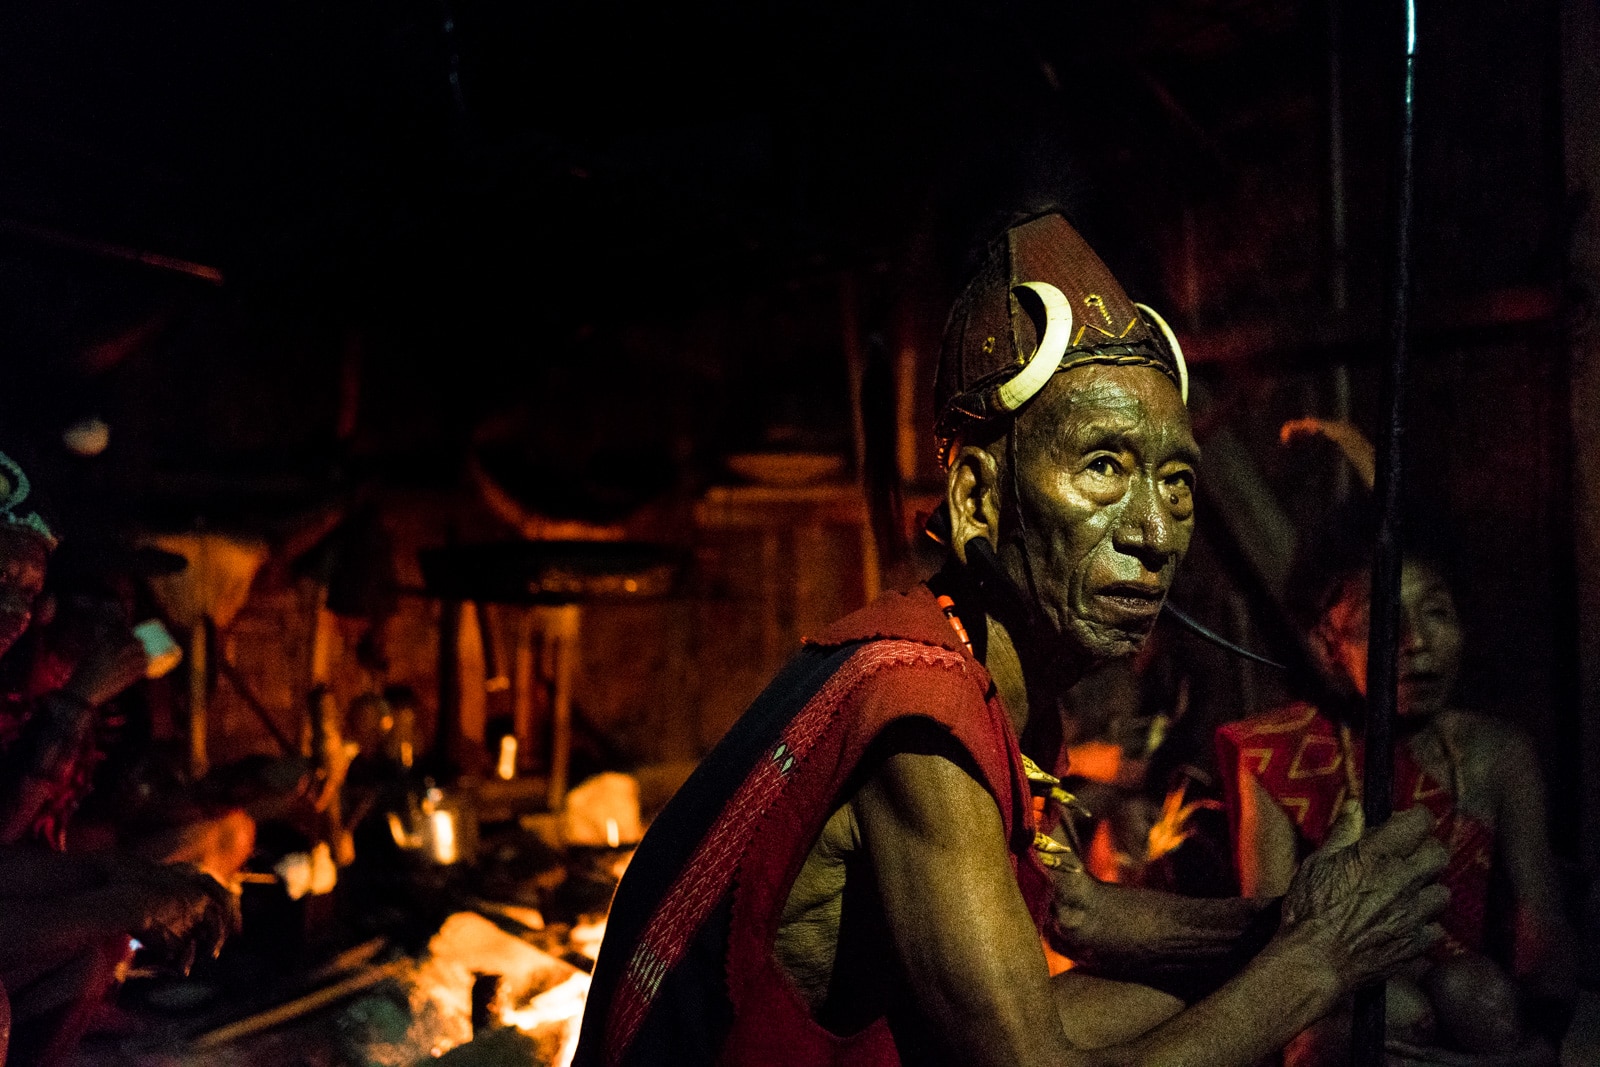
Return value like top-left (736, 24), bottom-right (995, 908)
top-left (946, 445), bottom-right (1002, 565)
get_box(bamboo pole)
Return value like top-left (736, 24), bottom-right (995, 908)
top-left (1352, 1), bottom-right (1417, 1061)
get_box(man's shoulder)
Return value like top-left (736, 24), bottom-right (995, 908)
top-left (825, 638), bottom-right (990, 735)
top-left (787, 589), bottom-right (1000, 729)
top-left (803, 584), bottom-right (970, 656)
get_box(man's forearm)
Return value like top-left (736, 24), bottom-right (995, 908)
top-left (1054, 874), bottom-right (1279, 994)
top-left (1081, 930), bottom-right (1343, 1067)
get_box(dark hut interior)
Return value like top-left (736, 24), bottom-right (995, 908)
top-left (1, 0), bottom-right (1598, 1063)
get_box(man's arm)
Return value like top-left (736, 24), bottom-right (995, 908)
top-left (855, 728), bottom-right (1449, 1067)
top-left (1049, 869), bottom-right (1280, 999)
top-left (1049, 746), bottom-right (1301, 999)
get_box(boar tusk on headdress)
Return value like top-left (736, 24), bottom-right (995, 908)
top-left (1134, 302), bottom-right (1188, 406)
top-left (933, 214), bottom-right (1191, 468)
top-left (993, 282), bottom-right (1073, 413)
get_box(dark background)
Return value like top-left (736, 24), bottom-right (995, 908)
top-left (0, 0), bottom-right (1590, 885)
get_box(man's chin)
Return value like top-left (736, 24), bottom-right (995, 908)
top-left (1066, 618), bottom-right (1152, 662)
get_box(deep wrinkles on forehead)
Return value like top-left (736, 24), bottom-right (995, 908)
top-left (1016, 379), bottom-right (1132, 458)
top-left (1022, 375), bottom-right (1197, 466)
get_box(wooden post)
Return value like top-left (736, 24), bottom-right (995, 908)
top-left (512, 608), bottom-right (536, 773)
top-left (543, 604), bottom-right (581, 810)
top-left (188, 617), bottom-right (210, 780)
top-left (436, 598), bottom-right (463, 774)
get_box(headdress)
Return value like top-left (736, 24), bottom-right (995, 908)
top-left (929, 215), bottom-right (1283, 669)
top-left (934, 212), bottom-right (1188, 466)
top-left (0, 451), bottom-right (59, 550)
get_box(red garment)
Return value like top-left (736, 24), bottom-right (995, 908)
top-left (1216, 703), bottom-right (1493, 955)
top-left (580, 584), bottom-right (1058, 1067)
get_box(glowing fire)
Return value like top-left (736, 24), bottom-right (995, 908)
top-left (496, 923), bottom-right (605, 1067)
top-left (430, 810), bottom-right (458, 865)
top-left (400, 911), bottom-right (606, 1065)
top-left (499, 972), bottom-right (591, 1067)
top-left (569, 919), bottom-right (606, 962)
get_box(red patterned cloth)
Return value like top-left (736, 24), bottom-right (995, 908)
top-left (575, 584), bottom-right (1059, 1067)
top-left (1216, 703), bottom-right (1493, 955)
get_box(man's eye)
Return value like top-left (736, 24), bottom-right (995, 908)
top-left (1164, 470), bottom-right (1195, 491)
top-left (1087, 456), bottom-right (1122, 477)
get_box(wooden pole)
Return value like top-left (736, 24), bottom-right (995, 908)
top-left (1353, 1), bottom-right (1417, 1061)
top-left (437, 598), bottom-right (464, 775)
top-left (513, 608), bottom-right (536, 773)
top-left (546, 604), bottom-right (580, 810)
top-left (190, 960), bottom-right (409, 1049)
top-left (188, 618), bottom-right (210, 780)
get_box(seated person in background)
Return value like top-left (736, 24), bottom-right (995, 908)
top-left (32, 580), bottom-right (257, 889)
top-left (0, 450), bottom-right (235, 1067)
top-left (1216, 426), bottom-right (1575, 1066)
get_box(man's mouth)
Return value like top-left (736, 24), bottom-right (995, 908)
top-left (1092, 581), bottom-right (1166, 623)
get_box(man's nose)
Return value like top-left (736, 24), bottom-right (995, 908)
top-left (1113, 476), bottom-right (1178, 569)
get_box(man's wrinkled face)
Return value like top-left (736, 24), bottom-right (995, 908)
top-left (1004, 365), bottom-right (1198, 661)
top-left (1318, 558), bottom-right (1463, 717)
top-left (0, 526), bottom-right (49, 658)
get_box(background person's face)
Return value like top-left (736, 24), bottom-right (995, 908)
top-left (1003, 365), bottom-right (1198, 662)
top-left (1318, 558), bottom-right (1463, 717)
top-left (0, 526), bottom-right (49, 658)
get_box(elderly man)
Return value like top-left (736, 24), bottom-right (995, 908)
top-left (574, 212), bottom-right (1450, 1067)
top-left (0, 450), bottom-right (234, 1067)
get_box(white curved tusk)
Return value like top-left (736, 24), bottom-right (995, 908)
top-left (995, 282), bottom-right (1073, 413)
top-left (1135, 302), bottom-right (1188, 405)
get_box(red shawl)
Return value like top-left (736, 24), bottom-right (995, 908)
top-left (576, 585), bottom-right (1058, 1067)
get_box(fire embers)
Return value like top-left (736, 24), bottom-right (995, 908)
top-left (337, 912), bottom-right (594, 1066)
